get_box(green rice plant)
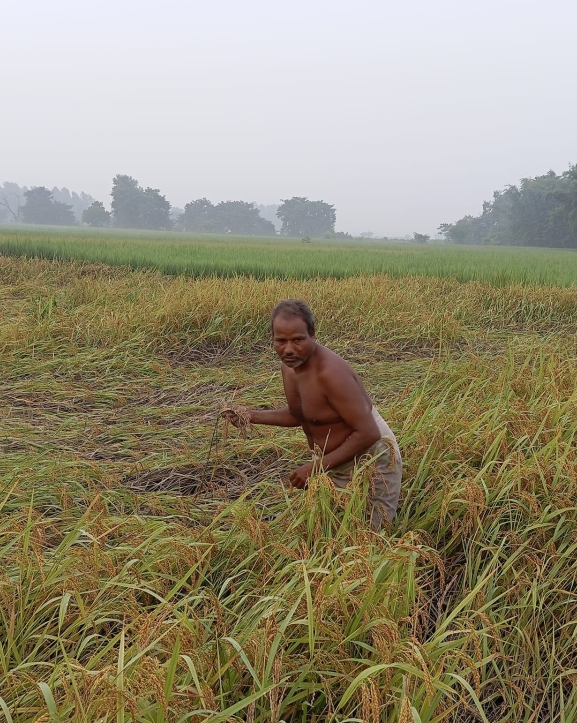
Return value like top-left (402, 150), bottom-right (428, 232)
top-left (2, 224), bottom-right (577, 285)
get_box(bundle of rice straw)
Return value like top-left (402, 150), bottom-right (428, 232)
top-left (221, 405), bottom-right (253, 442)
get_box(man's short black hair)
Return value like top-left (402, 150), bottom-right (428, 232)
top-left (270, 299), bottom-right (315, 336)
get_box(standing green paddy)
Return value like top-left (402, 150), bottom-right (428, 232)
top-left (1, 225), bottom-right (577, 285)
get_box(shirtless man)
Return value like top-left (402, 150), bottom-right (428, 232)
top-left (224, 299), bottom-right (402, 529)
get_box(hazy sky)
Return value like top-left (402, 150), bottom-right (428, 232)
top-left (2, 0), bottom-right (576, 236)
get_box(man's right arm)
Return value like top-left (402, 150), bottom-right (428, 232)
top-left (222, 405), bottom-right (301, 428)
top-left (250, 407), bottom-right (301, 427)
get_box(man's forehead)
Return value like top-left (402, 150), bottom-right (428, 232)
top-left (272, 313), bottom-right (310, 333)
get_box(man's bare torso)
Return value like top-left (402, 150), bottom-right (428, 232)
top-left (281, 344), bottom-right (374, 454)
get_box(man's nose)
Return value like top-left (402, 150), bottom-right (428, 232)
top-left (285, 341), bottom-right (294, 354)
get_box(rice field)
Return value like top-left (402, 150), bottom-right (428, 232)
top-left (1, 254), bottom-right (577, 722)
top-left (2, 225), bottom-right (577, 286)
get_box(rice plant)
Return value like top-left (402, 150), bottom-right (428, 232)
top-left (0, 256), bottom-right (576, 721)
top-left (1, 225), bottom-right (577, 286)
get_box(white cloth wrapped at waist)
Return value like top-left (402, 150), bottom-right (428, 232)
top-left (311, 407), bottom-right (402, 528)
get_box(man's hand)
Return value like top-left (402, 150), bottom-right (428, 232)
top-left (289, 463), bottom-right (314, 489)
top-left (221, 405), bottom-right (252, 428)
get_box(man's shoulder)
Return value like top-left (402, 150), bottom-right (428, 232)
top-left (280, 363), bottom-right (294, 378)
top-left (317, 344), bottom-right (348, 363)
top-left (315, 345), bottom-right (352, 377)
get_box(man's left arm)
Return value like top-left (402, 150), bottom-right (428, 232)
top-left (289, 370), bottom-right (381, 488)
top-left (319, 372), bottom-right (381, 471)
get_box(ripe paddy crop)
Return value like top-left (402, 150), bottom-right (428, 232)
top-left (1, 256), bottom-right (577, 722)
top-left (2, 225), bottom-right (577, 286)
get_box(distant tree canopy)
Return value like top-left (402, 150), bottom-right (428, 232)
top-left (412, 232), bottom-right (430, 244)
top-left (276, 197), bottom-right (336, 238)
top-left (439, 166), bottom-right (577, 247)
top-left (51, 187), bottom-right (96, 221)
top-left (82, 201), bottom-right (112, 227)
top-left (2, 178), bottom-right (340, 238)
top-left (0, 182), bottom-right (25, 222)
top-left (179, 198), bottom-right (214, 232)
top-left (21, 187), bottom-right (77, 226)
top-left (178, 199), bottom-right (276, 236)
top-left (111, 175), bottom-right (172, 230)
top-left (256, 203), bottom-right (281, 232)
top-left (323, 230), bottom-right (354, 240)
top-left (1, 182), bottom-right (95, 224)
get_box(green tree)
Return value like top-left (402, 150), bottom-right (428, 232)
top-left (110, 175), bottom-right (142, 228)
top-left (213, 201), bottom-right (276, 235)
top-left (110, 175), bottom-right (172, 230)
top-left (412, 232), bottom-right (430, 244)
top-left (140, 187), bottom-right (172, 230)
top-left (439, 165), bottom-right (577, 248)
top-left (52, 187), bottom-right (96, 222)
top-left (21, 187), bottom-right (76, 226)
top-left (256, 203), bottom-right (281, 232)
top-left (438, 216), bottom-right (486, 245)
top-left (276, 197), bottom-right (336, 237)
top-left (559, 165), bottom-right (577, 240)
top-left (322, 230), bottom-right (354, 240)
top-left (179, 198), bottom-right (216, 232)
top-left (179, 199), bottom-right (276, 235)
top-left (82, 201), bottom-right (112, 227)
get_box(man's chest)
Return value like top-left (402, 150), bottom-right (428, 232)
top-left (284, 376), bottom-right (338, 424)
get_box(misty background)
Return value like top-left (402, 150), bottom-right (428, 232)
top-left (2, 0), bottom-right (577, 237)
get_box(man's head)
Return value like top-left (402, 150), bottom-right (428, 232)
top-left (270, 299), bottom-right (316, 368)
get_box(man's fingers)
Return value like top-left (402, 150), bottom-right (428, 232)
top-left (222, 406), bottom-right (251, 426)
top-left (222, 406), bottom-right (252, 431)
top-left (289, 464), bottom-right (313, 490)
top-left (289, 475), bottom-right (306, 489)
top-left (222, 412), bottom-right (240, 427)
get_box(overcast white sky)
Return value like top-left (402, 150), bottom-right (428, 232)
top-left (2, 0), bottom-right (576, 235)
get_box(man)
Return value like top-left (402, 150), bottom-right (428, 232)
top-left (224, 299), bottom-right (402, 529)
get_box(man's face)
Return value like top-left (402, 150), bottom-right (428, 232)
top-left (272, 314), bottom-right (316, 368)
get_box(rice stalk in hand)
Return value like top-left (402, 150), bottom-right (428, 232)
top-left (221, 405), bottom-right (253, 443)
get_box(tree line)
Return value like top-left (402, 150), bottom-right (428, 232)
top-left (439, 165), bottom-right (577, 247)
top-left (1, 175), bottom-right (338, 238)
top-left (0, 183), bottom-right (96, 225)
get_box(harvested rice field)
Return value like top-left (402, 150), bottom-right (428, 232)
top-left (1, 255), bottom-right (577, 722)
